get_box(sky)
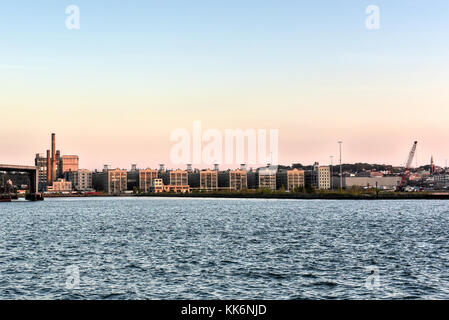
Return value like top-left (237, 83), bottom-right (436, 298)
top-left (0, 0), bottom-right (448, 170)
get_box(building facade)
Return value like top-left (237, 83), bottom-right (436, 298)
top-left (34, 153), bottom-right (48, 191)
top-left (200, 169), bottom-right (218, 191)
top-left (59, 155), bottom-right (79, 176)
top-left (229, 169), bottom-right (247, 190)
top-left (170, 169), bottom-right (189, 186)
top-left (306, 163), bottom-right (331, 190)
top-left (277, 168), bottom-right (305, 191)
top-left (93, 168), bottom-right (127, 194)
top-left (218, 169), bottom-right (248, 190)
top-left (66, 169), bottom-right (92, 191)
top-left (138, 168), bottom-right (158, 192)
top-left (257, 167), bottom-right (277, 190)
top-left (316, 164), bottom-right (331, 190)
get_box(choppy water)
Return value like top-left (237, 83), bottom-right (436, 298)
top-left (0, 197), bottom-right (448, 299)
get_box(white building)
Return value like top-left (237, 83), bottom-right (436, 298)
top-left (306, 163), bottom-right (331, 190)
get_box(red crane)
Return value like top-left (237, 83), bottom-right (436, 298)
top-left (399, 141), bottom-right (418, 189)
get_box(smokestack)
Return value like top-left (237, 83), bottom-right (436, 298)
top-left (46, 150), bottom-right (51, 186)
top-left (51, 133), bottom-right (56, 182)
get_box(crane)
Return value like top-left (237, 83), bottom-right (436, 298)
top-left (399, 141), bottom-right (418, 189)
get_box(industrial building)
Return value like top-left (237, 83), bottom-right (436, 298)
top-left (65, 169), bottom-right (93, 191)
top-left (333, 176), bottom-right (401, 189)
top-left (138, 168), bottom-right (158, 192)
top-left (200, 169), bottom-right (218, 191)
top-left (92, 168), bottom-right (127, 194)
top-left (277, 168), bottom-right (305, 191)
top-left (47, 178), bottom-right (72, 193)
top-left (305, 163), bottom-right (331, 190)
top-left (34, 133), bottom-right (79, 191)
top-left (257, 166), bottom-right (277, 190)
top-left (218, 168), bottom-right (248, 191)
top-left (170, 169), bottom-right (189, 186)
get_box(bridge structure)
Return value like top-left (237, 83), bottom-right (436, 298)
top-left (0, 164), bottom-right (43, 201)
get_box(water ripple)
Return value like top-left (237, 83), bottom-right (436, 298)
top-left (0, 198), bottom-right (448, 299)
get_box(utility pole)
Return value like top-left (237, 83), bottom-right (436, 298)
top-left (330, 156), bottom-right (334, 190)
top-left (338, 141), bottom-right (343, 190)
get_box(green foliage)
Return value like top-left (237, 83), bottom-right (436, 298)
top-left (305, 184), bottom-right (315, 193)
top-left (292, 186), bottom-right (306, 193)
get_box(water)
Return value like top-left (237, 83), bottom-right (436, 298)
top-left (0, 197), bottom-right (448, 299)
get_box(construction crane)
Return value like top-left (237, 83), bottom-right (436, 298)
top-left (399, 141), bottom-right (418, 189)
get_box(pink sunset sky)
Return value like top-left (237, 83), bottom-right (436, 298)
top-left (1, 1), bottom-right (448, 170)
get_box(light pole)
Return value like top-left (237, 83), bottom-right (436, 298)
top-left (338, 141), bottom-right (343, 190)
top-left (330, 155), bottom-right (334, 190)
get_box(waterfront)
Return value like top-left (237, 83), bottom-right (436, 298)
top-left (0, 198), bottom-right (448, 299)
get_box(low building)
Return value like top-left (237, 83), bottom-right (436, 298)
top-left (150, 178), bottom-right (190, 193)
top-left (47, 178), bottom-right (72, 193)
top-left (333, 176), bottom-right (401, 189)
top-left (65, 169), bottom-right (92, 191)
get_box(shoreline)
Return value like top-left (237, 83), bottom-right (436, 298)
top-left (38, 192), bottom-right (449, 200)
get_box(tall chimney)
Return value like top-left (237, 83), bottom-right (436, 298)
top-left (46, 150), bottom-right (51, 186)
top-left (51, 133), bottom-right (56, 182)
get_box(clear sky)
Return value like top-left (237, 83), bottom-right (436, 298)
top-left (1, 1), bottom-right (448, 169)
